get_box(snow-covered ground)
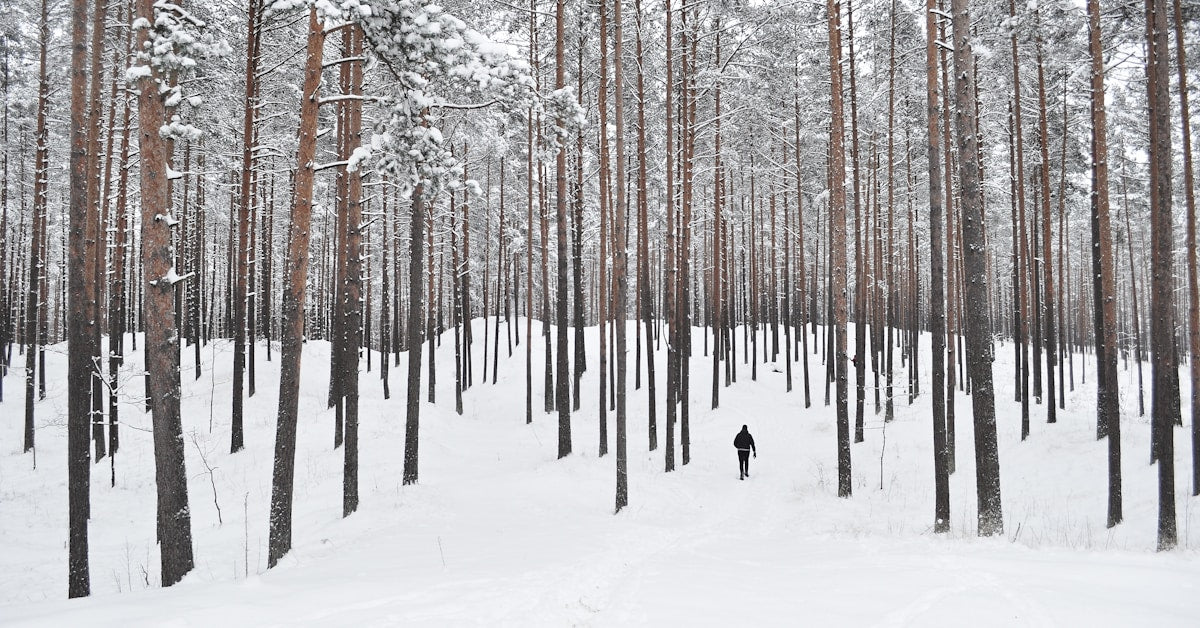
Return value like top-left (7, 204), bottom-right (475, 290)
top-left (2, 321), bottom-right (1198, 626)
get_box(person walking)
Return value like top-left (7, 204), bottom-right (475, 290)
top-left (734, 425), bottom-right (756, 480)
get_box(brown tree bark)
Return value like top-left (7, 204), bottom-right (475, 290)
top-left (269, 8), bottom-right (325, 566)
top-left (614, 0), bottom-right (630, 512)
top-left (711, 22), bottom-right (723, 410)
top-left (1010, 0), bottom-right (1032, 439)
top-left (829, 0), bottom-right (851, 498)
top-left (134, 0), bottom-right (196, 585)
top-left (25, 0), bottom-right (51, 454)
top-left (1145, 0), bottom-right (1178, 551)
top-left (1088, 0), bottom-right (1121, 529)
top-left (67, 0), bottom-right (92, 597)
top-left (794, 81), bottom-right (811, 408)
top-left (926, 0), bottom-right (949, 532)
top-left (110, 14), bottom-right (134, 455)
top-left (572, 11), bottom-right (587, 409)
top-left (950, 0), bottom-right (1002, 536)
top-left (1172, 0), bottom-right (1200, 496)
top-left (1035, 17), bottom-right (1058, 425)
top-left (404, 180), bottom-right (427, 484)
top-left (232, 0), bottom-right (260, 453)
top-left (884, 0), bottom-right (896, 423)
top-left (664, 0), bottom-right (677, 472)
top-left (554, 0), bottom-right (572, 457)
top-left (341, 25), bottom-right (364, 517)
top-left (635, 0), bottom-right (656, 449)
top-left (598, 0), bottom-right (610, 454)
top-left (86, 0), bottom-right (108, 462)
top-left (847, 0), bottom-right (865, 445)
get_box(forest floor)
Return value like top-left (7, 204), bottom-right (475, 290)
top-left (1, 321), bottom-right (1199, 626)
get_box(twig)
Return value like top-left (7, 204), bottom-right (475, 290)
top-left (189, 431), bottom-right (223, 525)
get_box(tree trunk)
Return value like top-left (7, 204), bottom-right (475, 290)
top-left (135, 0), bottom-right (197, 584)
top-left (1035, 21), bottom-right (1058, 425)
top-left (268, 8), bottom-right (324, 566)
top-left (1171, 0), bottom-right (1200, 497)
top-left (635, 0), bottom-right (656, 450)
top-left (67, 0), bottom-right (92, 596)
top-left (925, 0), bottom-right (949, 532)
top-left (664, 0), bottom-right (677, 472)
top-left (232, 0), bottom-right (260, 454)
top-left (86, 0), bottom-right (107, 463)
top-left (554, 0), bottom-right (572, 457)
top-left (847, 0), bottom-right (865, 445)
top-left (1145, 0), bottom-right (1178, 551)
top-left (613, 0), bottom-right (630, 512)
top-left (598, 0), bottom-right (610, 454)
top-left (950, 0), bottom-right (1002, 537)
top-left (25, 0), bottom-right (51, 455)
top-left (794, 82), bottom-right (811, 408)
top-left (341, 25), bottom-right (364, 517)
top-left (1087, 0), bottom-right (1121, 528)
top-left (572, 11), bottom-right (587, 409)
top-left (829, 0), bottom-right (851, 499)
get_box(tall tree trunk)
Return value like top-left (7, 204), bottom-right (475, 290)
top-left (232, 0), bottom-right (260, 454)
top-left (679, 0), bottom-right (695, 466)
top-left (341, 25), bottom-right (364, 517)
top-left (104, 1), bottom-right (128, 459)
top-left (25, 0), bottom-right (51, 455)
top-left (67, 0), bottom-right (92, 596)
top-left (1172, 0), bottom-right (1200, 497)
top-left (847, 0), bottom-right (866, 445)
top-left (664, 0), bottom-right (677, 472)
top-left (711, 23), bottom-right (722, 410)
top-left (268, 8), bottom-right (324, 566)
top-left (613, 0), bottom-right (630, 512)
top-left (110, 17), bottom-right (134, 456)
top-left (635, 0), bottom-right (656, 449)
top-left (1010, 0), bottom-right (1032, 439)
top-left (950, 0), bottom-right (1002, 536)
top-left (1118, 168), bottom-right (1146, 418)
top-left (404, 182), bottom-right (427, 484)
top-left (86, 0), bottom-right (108, 463)
top-left (1145, 0), bottom-right (1178, 551)
top-left (1035, 19), bottom-right (1058, 425)
top-left (925, 0), bottom-right (949, 532)
top-left (794, 81), bottom-right (811, 408)
top-left (1088, 0), bottom-right (1121, 528)
top-left (554, 0), bottom-right (572, 457)
top-left (598, 0), bottom-right (611, 454)
top-left (829, 0), bottom-right (851, 499)
top-left (526, 0), bottom-right (536, 426)
top-left (135, 0), bottom-right (197, 584)
top-left (884, 0), bottom-right (896, 423)
top-left (572, 10), bottom-right (587, 409)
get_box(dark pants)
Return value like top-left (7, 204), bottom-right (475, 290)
top-left (738, 450), bottom-right (751, 478)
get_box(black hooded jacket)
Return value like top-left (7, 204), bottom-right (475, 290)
top-left (733, 428), bottom-right (756, 454)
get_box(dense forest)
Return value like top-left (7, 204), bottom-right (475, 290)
top-left (0, 0), bottom-right (1198, 600)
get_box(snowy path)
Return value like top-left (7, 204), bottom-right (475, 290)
top-left (2, 323), bottom-right (1199, 625)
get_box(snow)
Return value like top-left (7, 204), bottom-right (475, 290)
top-left (1, 322), bottom-right (1198, 625)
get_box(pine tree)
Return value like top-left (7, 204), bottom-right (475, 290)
top-left (66, 0), bottom-right (91, 597)
top-left (925, 0), bottom-right (949, 532)
top-left (828, 0), bottom-right (851, 499)
top-left (1087, 0), bottom-right (1121, 527)
top-left (554, 0), bottom-right (571, 458)
top-left (269, 6), bottom-right (325, 566)
top-left (1145, 0), bottom-right (1178, 551)
top-left (950, 0), bottom-right (1002, 537)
